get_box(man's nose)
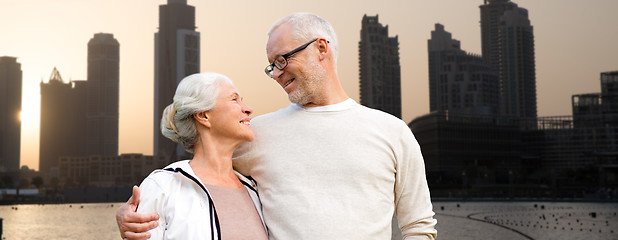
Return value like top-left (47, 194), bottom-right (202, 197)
top-left (272, 67), bottom-right (284, 79)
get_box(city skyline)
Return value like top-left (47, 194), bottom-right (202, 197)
top-left (0, 0), bottom-right (616, 170)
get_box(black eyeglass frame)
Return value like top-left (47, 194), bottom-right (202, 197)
top-left (264, 38), bottom-right (322, 78)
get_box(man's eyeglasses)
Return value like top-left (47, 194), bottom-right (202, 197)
top-left (264, 38), bottom-right (319, 78)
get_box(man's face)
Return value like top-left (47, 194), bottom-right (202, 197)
top-left (266, 24), bottom-right (325, 105)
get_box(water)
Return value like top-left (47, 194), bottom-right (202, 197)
top-left (433, 201), bottom-right (618, 240)
top-left (0, 203), bottom-right (120, 240)
top-left (0, 201), bottom-right (616, 239)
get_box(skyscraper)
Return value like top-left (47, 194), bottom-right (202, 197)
top-left (0, 56), bottom-right (22, 172)
top-left (87, 33), bottom-right (119, 156)
top-left (427, 24), bottom-right (499, 115)
top-left (428, 23), bottom-right (461, 113)
top-left (359, 14), bottom-right (401, 118)
top-left (154, 0), bottom-right (200, 160)
top-left (40, 68), bottom-right (88, 174)
top-left (40, 33), bottom-right (119, 175)
top-left (480, 0), bottom-right (537, 118)
top-left (480, 0), bottom-right (517, 71)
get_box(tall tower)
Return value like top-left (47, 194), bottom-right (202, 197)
top-left (0, 56), bottom-right (22, 172)
top-left (428, 24), bottom-right (499, 115)
top-left (154, 0), bottom-right (200, 160)
top-left (428, 24), bottom-right (461, 112)
top-left (480, 0), bottom-right (517, 71)
top-left (480, 0), bottom-right (537, 118)
top-left (359, 14), bottom-right (401, 118)
top-left (499, 7), bottom-right (537, 118)
top-left (40, 68), bottom-right (88, 174)
top-left (87, 33), bottom-right (120, 156)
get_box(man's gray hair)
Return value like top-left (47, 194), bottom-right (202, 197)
top-left (268, 12), bottom-right (338, 63)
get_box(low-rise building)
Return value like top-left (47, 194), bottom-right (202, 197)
top-left (58, 154), bottom-right (166, 187)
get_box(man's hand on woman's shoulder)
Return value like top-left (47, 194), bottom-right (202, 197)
top-left (116, 186), bottom-right (159, 240)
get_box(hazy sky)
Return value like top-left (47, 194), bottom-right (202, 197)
top-left (1, 0), bottom-right (616, 171)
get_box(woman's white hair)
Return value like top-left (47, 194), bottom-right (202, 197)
top-left (268, 12), bottom-right (339, 63)
top-left (160, 72), bottom-right (233, 153)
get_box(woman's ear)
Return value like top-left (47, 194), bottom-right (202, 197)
top-left (194, 112), bottom-right (211, 128)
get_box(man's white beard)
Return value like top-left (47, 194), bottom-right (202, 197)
top-left (288, 60), bottom-right (325, 105)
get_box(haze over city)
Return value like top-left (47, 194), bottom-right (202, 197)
top-left (1, 0), bottom-right (616, 171)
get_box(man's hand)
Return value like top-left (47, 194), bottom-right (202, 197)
top-left (116, 186), bottom-right (159, 240)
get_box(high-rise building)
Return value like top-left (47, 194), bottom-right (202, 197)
top-left (498, 6), bottom-right (537, 118)
top-left (40, 68), bottom-right (88, 174)
top-left (87, 33), bottom-right (119, 156)
top-left (428, 23), bottom-right (461, 113)
top-left (427, 24), bottom-right (499, 115)
top-left (0, 56), bottom-right (22, 172)
top-left (359, 14), bottom-right (401, 118)
top-left (40, 33), bottom-right (120, 175)
top-left (154, 0), bottom-right (200, 160)
top-left (480, 0), bottom-right (517, 71)
top-left (480, 0), bottom-right (537, 118)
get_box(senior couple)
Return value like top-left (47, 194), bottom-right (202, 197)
top-left (116, 12), bottom-right (437, 240)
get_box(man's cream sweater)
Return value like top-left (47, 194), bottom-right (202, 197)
top-left (234, 99), bottom-right (437, 239)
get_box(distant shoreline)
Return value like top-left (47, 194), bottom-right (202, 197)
top-left (432, 197), bottom-right (618, 203)
top-left (1, 197), bottom-right (617, 206)
top-left (0, 200), bottom-right (125, 206)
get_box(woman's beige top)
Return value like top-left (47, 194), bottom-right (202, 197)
top-left (206, 184), bottom-right (268, 240)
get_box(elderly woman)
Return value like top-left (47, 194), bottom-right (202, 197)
top-left (134, 72), bottom-right (268, 239)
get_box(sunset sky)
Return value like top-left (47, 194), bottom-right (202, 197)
top-left (1, 0), bottom-right (616, 171)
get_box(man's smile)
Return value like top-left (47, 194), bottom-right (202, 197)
top-left (284, 78), bottom-right (295, 88)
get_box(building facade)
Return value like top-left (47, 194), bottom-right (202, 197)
top-left (359, 14), bottom-right (401, 118)
top-left (411, 71), bottom-right (618, 196)
top-left (0, 57), bottom-right (22, 172)
top-left (481, 0), bottom-right (537, 118)
top-left (40, 33), bottom-right (120, 175)
top-left (498, 6), bottom-right (537, 118)
top-left (410, 112), bottom-right (523, 189)
top-left (87, 33), bottom-right (120, 156)
top-left (428, 24), bottom-right (499, 115)
top-left (571, 71), bottom-right (618, 187)
top-left (480, 0), bottom-right (518, 71)
top-left (58, 154), bottom-right (167, 188)
top-left (154, 0), bottom-right (200, 161)
top-left (39, 68), bottom-right (88, 174)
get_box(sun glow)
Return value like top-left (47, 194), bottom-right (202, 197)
top-left (19, 107), bottom-right (40, 123)
top-left (19, 82), bottom-right (41, 170)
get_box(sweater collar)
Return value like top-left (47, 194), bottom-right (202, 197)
top-left (291, 98), bottom-right (357, 112)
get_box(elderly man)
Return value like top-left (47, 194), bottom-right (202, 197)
top-left (117, 12), bottom-right (437, 240)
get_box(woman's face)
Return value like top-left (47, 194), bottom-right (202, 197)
top-left (205, 81), bottom-right (254, 143)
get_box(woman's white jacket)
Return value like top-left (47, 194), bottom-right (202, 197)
top-left (136, 160), bottom-right (267, 239)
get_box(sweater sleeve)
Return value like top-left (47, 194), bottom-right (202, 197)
top-left (136, 174), bottom-right (168, 240)
top-left (394, 124), bottom-right (438, 240)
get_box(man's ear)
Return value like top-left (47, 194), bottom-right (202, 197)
top-left (317, 38), bottom-right (329, 60)
top-left (194, 112), bottom-right (211, 128)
